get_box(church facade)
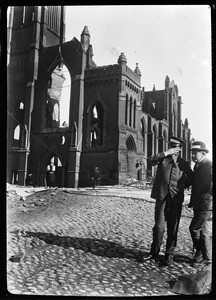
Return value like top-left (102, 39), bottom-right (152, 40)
top-left (7, 6), bottom-right (191, 188)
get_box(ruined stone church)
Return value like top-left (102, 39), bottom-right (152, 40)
top-left (7, 6), bottom-right (191, 188)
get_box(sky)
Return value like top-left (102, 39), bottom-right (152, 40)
top-left (64, 5), bottom-right (212, 158)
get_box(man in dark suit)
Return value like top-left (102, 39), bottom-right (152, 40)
top-left (189, 141), bottom-right (212, 266)
top-left (144, 136), bottom-right (193, 266)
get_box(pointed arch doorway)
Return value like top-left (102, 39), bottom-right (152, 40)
top-left (126, 135), bottom-right (137, 178)
top-left (42, 154), bottom-right (67, 187)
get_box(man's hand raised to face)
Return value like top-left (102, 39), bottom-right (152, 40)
top-left (164, 147), bottom-right (181, 157)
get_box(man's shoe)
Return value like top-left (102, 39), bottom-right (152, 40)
top-left (162, 255), bottom-right (174, 266)
top-left (192, 250), bottom-right (202, 263)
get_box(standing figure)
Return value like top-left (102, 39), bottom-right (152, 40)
top-left (91, 166), bottom-right (101, 189)
top-left (46, 162), bottom-right (56, 187)
top-left (144, 136), bottom-right (193, 266)
top-left (189, 141), bottom-right (212, 266)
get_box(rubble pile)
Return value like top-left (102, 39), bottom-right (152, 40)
top-left (126, 177), bottom-right (154, 190)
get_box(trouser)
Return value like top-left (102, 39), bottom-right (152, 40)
top-left (189, 210), bottom-right (212, 260)
top-left (150, 194), bottom-right (182, 257)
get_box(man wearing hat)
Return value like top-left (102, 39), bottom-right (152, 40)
top-left (143, 136), bottom-right (193, 266)
top-left (189, 141), bottom-right (212, 266)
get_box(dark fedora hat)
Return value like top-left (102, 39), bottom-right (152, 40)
top-left (190, 141), bottom-right (209, 153)
top-left (169, 136), bottom-right (185, 147)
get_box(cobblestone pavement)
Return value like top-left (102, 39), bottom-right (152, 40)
top-left (6, 186), bottom-right (212, 296)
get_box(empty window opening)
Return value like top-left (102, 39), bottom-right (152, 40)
top-left (14, 125), bottom-right (20, 140)
top-left (46, 64), bottom-right (70, 128)
top-left (13, 125), bottom-right (21, 147)
top-left (60, 64), bottom-right (70, 127)
top-left (19, 102), bottom-right (24, 110)
top-left (90, 103), bottom-right (103, 147)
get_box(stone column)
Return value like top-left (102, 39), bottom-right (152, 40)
top-left (67, 75), bottom-right (84, 188)
top-left (18, 81), bottom-right (35, 185)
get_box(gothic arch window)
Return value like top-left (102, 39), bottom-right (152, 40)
top-left (13, 125), bottom-right (21, 147)
top-left (133, 99), bottom-right (136, 128)
top-left (14, 125), bottom-right (20, 140)
top-left (125, 94), bottom-right (128, 125)
top-left (140, 119), bottom-right (146, 152)
top-left (47, 155), bottom-right (62, 171)
top-left (89, 102), bottom-right (104, 147)
top-left (46, 63), bottom-right (70, 128)
top-left (19, 102), bottom-right (24, 110)
top-left (129, 96), bottom-right (133, 127)
top-left (126, 135), bottom-right (137, 152)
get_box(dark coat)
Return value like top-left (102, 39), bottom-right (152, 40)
top-left (190, 157), bottom-right (212, 211)
top-left (149, 152), bottom-right (193, 203)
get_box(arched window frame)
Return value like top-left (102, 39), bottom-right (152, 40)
top-left (129, 96), bottom-right (133, 127)
top-left (140, 119), bottom-right (146, 152)
top-left (88, 101), bottom-right (104, 148)
top-left (45, 62), bottom-right (71, 129)
top-left (133, 99), bottom-right (136, 128)
top-left (125, 94), bottom-right (128, 125)
top-left (13, 125), bottom-right (21, 147)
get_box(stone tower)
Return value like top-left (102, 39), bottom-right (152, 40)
top-left (7, 6), bottom-right (65, 185)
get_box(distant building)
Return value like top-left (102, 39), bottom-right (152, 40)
top-left (7, 6), bottom-right (191, 187)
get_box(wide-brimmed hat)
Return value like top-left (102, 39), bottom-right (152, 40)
top-left (190, 141), bottom-right (209, 153)
top-left (169, 136), bottom-right (184, 147)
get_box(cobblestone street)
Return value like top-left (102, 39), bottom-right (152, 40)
top-left (7, 185), bottom-right (212, 296)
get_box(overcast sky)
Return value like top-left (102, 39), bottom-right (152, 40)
top-left (65, 5), bottom-right (212, 158)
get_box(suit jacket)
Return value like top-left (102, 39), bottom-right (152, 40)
top-left (190, 157), bottom-right (212, 211)
top-left (149, 152), bottom-right (193, 203)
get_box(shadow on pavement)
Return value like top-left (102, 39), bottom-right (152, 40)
top-left (174, 254), bottom-right (192, 264)
top-left (16, 230), bottom-right (152, 262)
